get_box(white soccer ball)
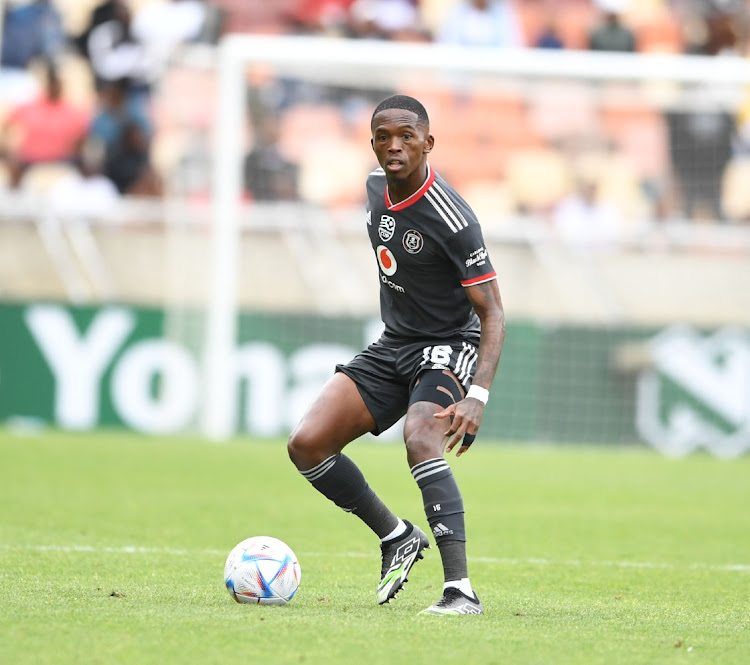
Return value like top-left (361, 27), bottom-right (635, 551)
top-left (224, 536), bottom-right (301, 605)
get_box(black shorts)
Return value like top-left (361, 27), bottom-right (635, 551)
top-left (335, 334), bottom-right (479, 435)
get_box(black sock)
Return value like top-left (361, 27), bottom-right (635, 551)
top-left (437, 540), bottom-right (468, 583)
top-left (300, 453), bottom-right (398, 539)
top-left (411, 457), bottom-right (468, 582)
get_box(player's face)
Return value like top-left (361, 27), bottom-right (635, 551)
top-left (371, 109), bottom-right (434, 184)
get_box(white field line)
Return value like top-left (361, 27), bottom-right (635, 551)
top-left (2, 544), bottom-right (749, 572)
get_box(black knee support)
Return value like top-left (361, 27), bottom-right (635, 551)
top-left (409, 370), bottom-right (476, 448)
top-left (409, 370), bottom-right (463, 409)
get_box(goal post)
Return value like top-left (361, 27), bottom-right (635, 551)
top-left (201, 34), bottom-right (750, 441)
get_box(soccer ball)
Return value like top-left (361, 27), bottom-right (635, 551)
top-left (224, 536), bottom-right (301, 605)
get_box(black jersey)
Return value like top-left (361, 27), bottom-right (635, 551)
top-left (365, 164), bottom-right (497, 340)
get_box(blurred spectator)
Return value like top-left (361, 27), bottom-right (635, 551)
top-left (666, 106), bottom-right (734, 222)
top-left (84, 1), bottom-right (153, 106)
top-left (665, 7), bottom-right (738, 222)
top-left (552, 176), bottom-right (623, 253)
top-left (104, 122), bottom-right (163, 196)
top-left (48, 138), bottom-right (119, 219)
top-left (1, 62), bottom-right (90, 188)
top-left (534, 15), bottom-right (564, 49)
top-left (437, 0), bottom-right (525, 48)
top-left (88, 78), bottom-right (152, 153)
top-left (679, 1), bottom-right (742, 56)
top-left (0, 0), bottom-right (64, 69)
top-left (349, 0), bottom-right (429, 41)
top-left (588, 0), bottom-right (636, 52)
top-left (243, 115), bottom-right (300, 201)
top-left (74, 0), bottom-right (123, 61)
top-left (132, 0), bottom-right (212, 76)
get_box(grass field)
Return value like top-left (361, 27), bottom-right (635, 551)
top-left (1, 429), bottom-right (749, 665)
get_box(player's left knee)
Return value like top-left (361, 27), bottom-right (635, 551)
top-left (404, 426), bottom-right (444, 464)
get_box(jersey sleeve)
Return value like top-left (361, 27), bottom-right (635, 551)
top-left (445, 224), bottom-right (497, 287)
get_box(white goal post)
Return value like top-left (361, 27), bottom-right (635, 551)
top-left (202, 34), bottom-right (750, 441)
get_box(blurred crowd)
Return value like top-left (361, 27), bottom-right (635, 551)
top-left (1, 0), bottom-right (750, 234)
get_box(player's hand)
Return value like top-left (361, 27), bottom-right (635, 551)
top-left (433, 397), bottom-right (484, 457)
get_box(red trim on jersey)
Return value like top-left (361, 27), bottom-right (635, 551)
top-left (385, 164), bottom-right (436, 211)
top-left (461, 272), bottom-right (497, 287)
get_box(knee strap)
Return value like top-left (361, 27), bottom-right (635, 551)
top-left (409, 370), bottom-right (476, 448)
top-left (409, 370), bottom-right (463, 409)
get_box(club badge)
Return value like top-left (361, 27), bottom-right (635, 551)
top-left (402, 229), bottom-right (424, 254)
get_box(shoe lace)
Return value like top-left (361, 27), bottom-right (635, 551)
top-left (380, 539), bottom-right (398, 577)
top-left (379, 525), bottom-right (412, 578)
top-left (434, 587), bottom-right (464, 607)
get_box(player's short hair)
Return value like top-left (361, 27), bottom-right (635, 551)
top-left (371, 95), bottom-right (429, 129)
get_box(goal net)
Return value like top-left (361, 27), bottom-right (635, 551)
top-left (153, 35), bottom-right (750, 451)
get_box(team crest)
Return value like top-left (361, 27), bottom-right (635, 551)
top-left (402, 229), bottom-right (424, 254)
top-left (379, 215), bottom-right (396, 241)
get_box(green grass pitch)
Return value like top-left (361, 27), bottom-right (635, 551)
top-left (1, 429), bottom-right (749, 665)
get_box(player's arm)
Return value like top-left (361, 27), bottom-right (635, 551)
top-left (438, 278), bottom-right (505, 456)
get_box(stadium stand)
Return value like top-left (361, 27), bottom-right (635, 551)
top-left (1, 0), bottom-right (749, 322)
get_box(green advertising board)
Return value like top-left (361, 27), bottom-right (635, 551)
top-left (1, 302), bottom-right (748, 457)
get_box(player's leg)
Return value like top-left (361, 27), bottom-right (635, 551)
top-left (288, 351), bottom-right (428, 605)
top-left (404, 369), bottom-right (483, 615)
top-left (288, 370), bottom-right (374, 468)
top-left (288, 371), bottom-right (404, 539)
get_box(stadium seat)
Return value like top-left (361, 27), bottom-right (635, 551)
top-left (396, 84), bottom-right (458, 136)
top-left (277, 103), bottom-right (347, 163)
top-left (464, 93), bottom-right (542, 152)
top-left (576, 152), bottom-right (649, 229)
top-left (527, 83), bottom-right (599, 143)
top-left (297, 135), bottom-right (371, 208)
top-left (505, 148), bottom-right (572, 213)
top-left (624, 0), bottom-right (684, 53)
top-left (209, 0), bottom-right (298, 34)
top-left (634, 14), bottom-right (683, 53)
top-left (460, 179), bottom-right (517, 231)
top-left (430, 137), bottom-right (503, 188)
top-left (550, 0), bottom-right (597, 50)
top-left (600, 104), bottom-right (668, 180)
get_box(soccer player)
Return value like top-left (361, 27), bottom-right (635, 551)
top-left (287, 94), bottom-right (505, 615)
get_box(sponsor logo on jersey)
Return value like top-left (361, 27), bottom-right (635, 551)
top-left (381, 274), bottom-right (405, 293)
top-left (376, 245), bottom-right (398, 276)
top-left (379, 215), bottom-right (396, 241)
top-left (465, 247), bottom-right (488, 268)
top-left (376, 245), bottom-right (405, 292)
top-left (402, 229), bottom-right (424, 254)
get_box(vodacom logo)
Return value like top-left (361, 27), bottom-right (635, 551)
top-left (377, 245), bottom-right (397, 276)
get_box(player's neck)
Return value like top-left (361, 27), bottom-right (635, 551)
top-left (386, 163), bottom-right (429, 204)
